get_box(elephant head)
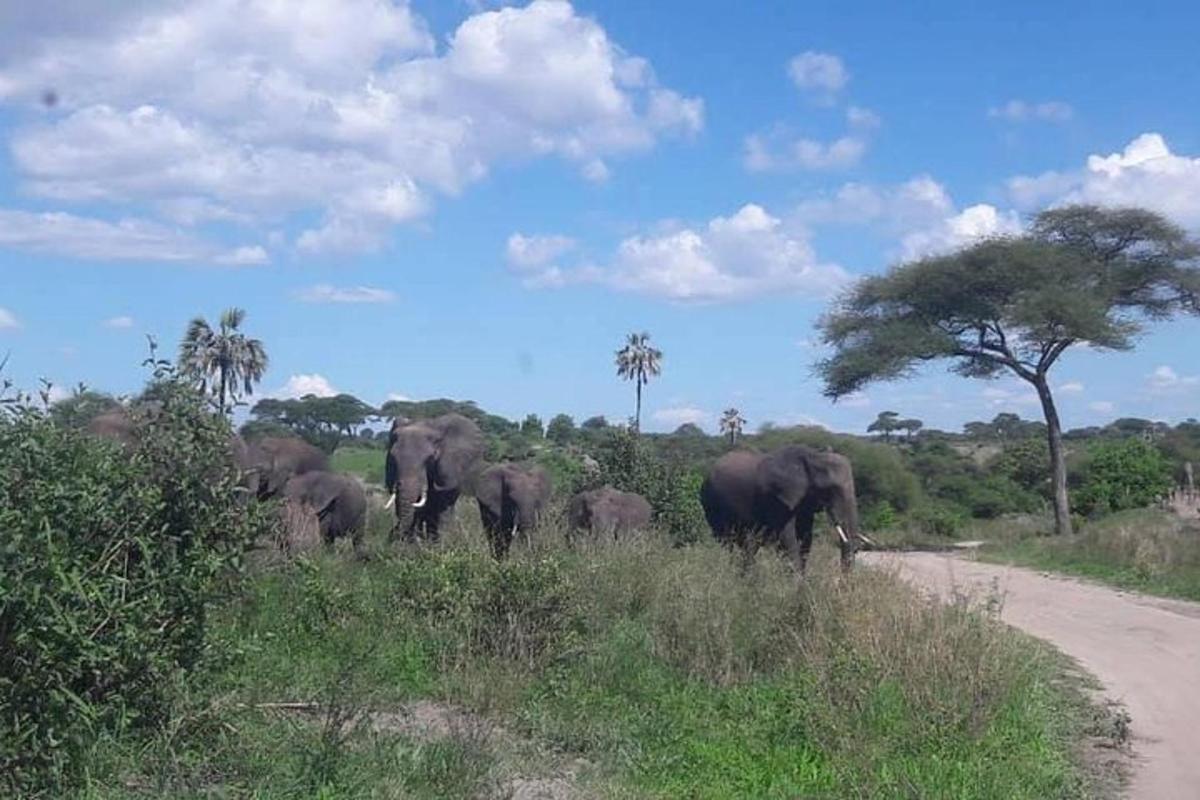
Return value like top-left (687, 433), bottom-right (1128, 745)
top-left (568, 486), bottom-right (652, 539)
top-left (283, 471), bottom-right (367, 552)
top-left (475, 462), bottom-right (552, 559)
top-left (384, 414), bottom-right (484, 538)
top-left (246, 436), bottom-right (329, 500)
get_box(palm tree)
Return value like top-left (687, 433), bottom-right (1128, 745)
top-left (178, 307), bottom-right (269, 415)
top-left (719, 407), bottom-right (746, 445)
top-left (614, 331), bottom-right (662, 432)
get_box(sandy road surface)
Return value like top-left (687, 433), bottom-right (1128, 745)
top-left (864, 552), bottom-right (1200, 800)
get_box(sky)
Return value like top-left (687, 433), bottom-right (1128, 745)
top-left (1, 0), bottom-right (1199, 434)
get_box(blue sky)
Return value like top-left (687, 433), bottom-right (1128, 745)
top-left (1, 0), bottom-right (1199, 433)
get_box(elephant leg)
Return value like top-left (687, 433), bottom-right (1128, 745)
top-left (736, 526), bottom-right (760, 574)
top-left (794, 508), bottom-right (816, 574)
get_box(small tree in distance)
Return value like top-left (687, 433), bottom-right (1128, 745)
top-left (818, 205), bottom-right (1200, 536)
top-left (615, 331), bottom-right (663, 433)
top-left (867, 410), bottom-right (900, 442)
top-left (719, 407), bottom-right (746, 445)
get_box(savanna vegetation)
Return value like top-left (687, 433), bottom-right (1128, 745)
top-left (6, 204), bottom-right (1199, 796)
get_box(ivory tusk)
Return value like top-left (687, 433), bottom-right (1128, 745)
top-left (858, 532), bottom-right (878, 548)
top-left (411, 489), bottom-right (427, 509)
top-left (384, 492), bottom-right (396, 510)
top-left (835, 524), bottom-right (849, 544)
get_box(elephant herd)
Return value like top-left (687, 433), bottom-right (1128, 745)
top-left (87, 408), bottom-right (871, 573)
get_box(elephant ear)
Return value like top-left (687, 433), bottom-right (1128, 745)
top-left (431, 414), bottom-right (485, 490)
top-left (760, 448), bottom-right (811, 508)
top-left (529, 465), bottom-right (552, 501)
top-left (804, 450), bottom-right (853, 493)
top-left (306, 476), bottom-right (342, 518)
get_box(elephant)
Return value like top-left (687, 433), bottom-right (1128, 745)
top-left (700, 446), bottom-right (871, 574)
top-left (245, 436), bottom-right (329, 500)
top-left (474, 463), bottom-right (552, 559)
top-left (282, 471), bottom-right (367, 553)
top-left (567, 486), bottom-right (652, 540)
top-left (384, 414), bottom-right (485, 543)
top-left (84, 407), bottom-right (138, 447)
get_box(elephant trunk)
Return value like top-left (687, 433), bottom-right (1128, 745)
top-left (829, 488), bottom-right (868, 570)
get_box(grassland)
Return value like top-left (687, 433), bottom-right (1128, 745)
top-left (979, 509), bottom-right (1200, 602)
top-left (73, 506), bottom-right (1120, 799)
top-left (331, 445), bottom-right (386, 486)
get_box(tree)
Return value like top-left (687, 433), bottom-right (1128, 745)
top-left (818, 205), bottom-right (1200, 535)
top-left (897, 417), bottom-right (924, 440)
top-left (248, 393), bottom-right (377, 452)
top-left (867, 410), bottom-right (901, 442)
top-left (545, 413), bottom-right (576, 445)
top-left (718, 407), bottom-right (746, 445)
top-left (580, 415), bottom-right (609, 431)
top-left (178, 308), bottom-right (269, 415)
top-left (673, 422), bottom-right (706, 437)
top-left (614, 331), bottom-right (663, 432)
top-left (521, 413), bottom-right (545, 438)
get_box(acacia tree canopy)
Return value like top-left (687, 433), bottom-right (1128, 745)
top-left (818, 205), bottom-right (1200, 534)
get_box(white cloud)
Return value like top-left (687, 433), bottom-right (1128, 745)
top-left (793, 174), bottom-right (953, 229)
top-left (787, 51), bottom-right (848, 99)
top-left (1008, 133), bottom-right (1200, 228)
top-left (0, 208), bottom-right (267, 264)
top-left (744, 107), bottom-right (878, 173)
top-left (987, 100), bottom-right (1073, 123)
top-left (506, 233), bottom-right (577, 268)
top-left (0, 0), bottom-right (702, 258)
top-left (839, 392), bottom-right (871, 408)
top-left (1089, 400), bottom-right (1116, 414)
top-left (0, 307), bottom-right (20, 329)
top-left (899, 204), bottom-right (1022, 260)
top-left (505, 232), bottom-right (577, 287)
top-left (1057, 381), bottom-right (1084, 394)
top-left (652, 406), bottom-right (709, 429)
top-left (275, 373), bottom-right (338, 399)
top-left (295, 284), bottom-right (396, 304)
top-left (44, 383), bottom-right (72, 404)
top-left (982, 383), bottom-right (1039, 408)
top-left (1147, 365), bottom-right (1199, 393)
top-left (582, 203), bottom-right (850, 302)
top-left (103, 315), bottom-right (134, 329)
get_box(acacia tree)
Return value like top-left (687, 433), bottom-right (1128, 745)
top-left (818, 205), bottom-right (1199, 535)
top-left (867, 410), bottom-right (901, 442)
top-left (719, 407), bottom-right (746, 445)
top-left (897, 417), bottom-right (924, 440)
top-left (178, 308), bottom-right (268, 415)
top-left (615, 331), bottom-right (662, 432)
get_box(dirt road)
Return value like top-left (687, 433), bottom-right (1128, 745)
top-left (864, 552), bottom-right (1200, 800)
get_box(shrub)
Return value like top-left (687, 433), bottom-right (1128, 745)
top-left (907, 503), bottom-right (966, 538)
top-left (594, 428), bottom-right (706, 544)
top-left (1074, 438), bottom-right (1173, 516)
top-left (0, 372), bottom-right (272, 795)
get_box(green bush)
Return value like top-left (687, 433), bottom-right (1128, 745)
top-left (0, 375), bottom-right (272, 795)
top-left (907, 503), bottom-right (967, 538)
top-left (594, 428), bottom-right (706, 544)
top-left (1074, 438), bottom-right (1174, 516)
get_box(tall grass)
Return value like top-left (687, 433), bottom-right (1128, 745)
top-left (77, 508), bottom-right (1115, 798)
top-left (982, 508), bottom-right (1200, 601)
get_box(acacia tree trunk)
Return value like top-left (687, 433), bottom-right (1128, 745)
top-left (1032, 374), bottom-right (1073, 536)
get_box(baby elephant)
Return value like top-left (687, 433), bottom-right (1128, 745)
top-left (282, 471), bottom-right (367, 554)
top-left (475, 463), bottom-right (551, 559)
top-left (567, 486), bottom-right (653, 540)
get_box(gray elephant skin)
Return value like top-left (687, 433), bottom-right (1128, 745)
top-left (283, 471), bottom-right (367, 552)
top-left (568, 486), bottom-right (652, 539)
top-left (384, 414), bottom-right (485, 542)
top-left (245, 436), bottom-right (329, 499)
top-left (700, 446), bottom-right (866, 572)
top-left (475, 463), bottom-right (551, 559)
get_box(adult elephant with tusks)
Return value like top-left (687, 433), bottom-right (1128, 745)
top-left (700, 446), bottom-right (874, 574)
top-left (384, 414), bottom-right (484, 543)
top-left (475, 463), bottom-right (551, 559)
